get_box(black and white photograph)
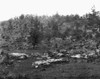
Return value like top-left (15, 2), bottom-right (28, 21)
top-left (0, 0), bottom-right (100, 79)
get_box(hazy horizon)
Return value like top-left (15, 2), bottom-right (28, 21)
top-left (0, 0), bottom-right (99, 21)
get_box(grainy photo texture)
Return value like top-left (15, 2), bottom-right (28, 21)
top-left (0, 0), bottom-right (100, 79)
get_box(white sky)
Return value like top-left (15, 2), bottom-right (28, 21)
top-left (0, 0), bottom-right (100, 21)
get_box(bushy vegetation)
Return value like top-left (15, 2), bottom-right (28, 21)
top-left (0, 8), bottom-right (100, 51)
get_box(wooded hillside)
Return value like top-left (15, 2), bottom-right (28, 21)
top-left (0, 9), bottom-right (100, 52)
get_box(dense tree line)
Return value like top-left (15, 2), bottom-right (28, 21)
top-left (0, 9), bottom-right (100, 51)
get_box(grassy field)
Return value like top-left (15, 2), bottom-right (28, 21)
top-left (1, 58), bottom-right (100, 79)
top-left (1, 50), bottom-right (100, 79)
